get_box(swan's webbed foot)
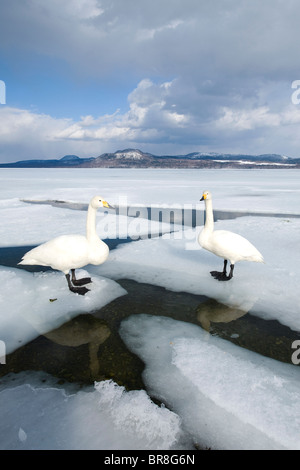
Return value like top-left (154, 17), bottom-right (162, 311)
top-left (210, 261), bottom-right (234, 281)
top-left (72, 277), bottom-right (92, 286)
top-left (70, 285), bottom-right (90, 295)
top-left (71, 269), bottom-right (92, 286)
top-left (210, 271), bottom-right (232, 281)
top-left (66, 273), bottom-right (90, 295)
top-left (210, 270), bottom-right (229, 280)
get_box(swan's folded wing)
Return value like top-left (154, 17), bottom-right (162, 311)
top-left (210, 230), bottom-right (264, 263)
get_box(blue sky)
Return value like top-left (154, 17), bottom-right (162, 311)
top-left (1, 0), bottom-right (300, 162)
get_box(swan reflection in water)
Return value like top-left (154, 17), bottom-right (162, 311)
top-left (196, 294), bottom-right (257, 332)
top-left (44, 315), bottom-right (111, 379)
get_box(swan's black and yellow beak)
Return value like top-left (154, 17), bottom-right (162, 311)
top-left (103, 201), bottom-right (115, 210)
top-left (200, 194), bottom-right (206, 201)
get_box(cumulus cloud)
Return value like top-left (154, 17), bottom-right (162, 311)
top-left (216, 106), bottom-right (281, 131)
top-left (0, 107), bottom-right (71, 141)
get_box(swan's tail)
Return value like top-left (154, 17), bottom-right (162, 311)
top-left (243, 248), bottom-right (264, 264)
top-left (18, 257), bottom-right (36, 266)
top-left (253, 252), bottom-right (265, 264)
top-left (18, 251), bottom-right (40, 266)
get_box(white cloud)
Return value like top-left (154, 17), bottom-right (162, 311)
top-left (137, 19), bottom-right (184, 41)
top-left (215, 103), bottom-right (300, 132)
top-left (216, 106), bottom-right (281, 131)
top-left (0, 107), bottom-right (71, 141)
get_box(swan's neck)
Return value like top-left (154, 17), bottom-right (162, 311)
top-left (204, 198), bottom-right (214, 232)
top-left (86, 205), bottom-right (99, 241)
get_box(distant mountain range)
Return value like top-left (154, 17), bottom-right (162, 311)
top-left (0, 154), bottom-right (95, 168)
top-left (1, 149), bottom-right (300, 169)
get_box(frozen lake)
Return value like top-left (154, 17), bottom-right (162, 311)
top-left (0, 168), bottom-right (300, 450)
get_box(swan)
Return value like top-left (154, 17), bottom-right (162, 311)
top-left (198, 190), bottom-right (264, 281)
top-left (19, 195), bottom-right (114, 295)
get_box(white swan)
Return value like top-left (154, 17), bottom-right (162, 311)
top-left (19, 196), bottom-right (114, 295)
top-left (198, 190), bottom-right (264, 281)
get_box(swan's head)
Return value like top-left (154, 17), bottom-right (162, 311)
top-left (90, 196), bottom-right (114, 209)
top-left (200, 190), bottom-right (212, 201)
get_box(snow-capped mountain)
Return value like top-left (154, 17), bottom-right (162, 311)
top-left (0, 149), bottom-right (299, 168)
